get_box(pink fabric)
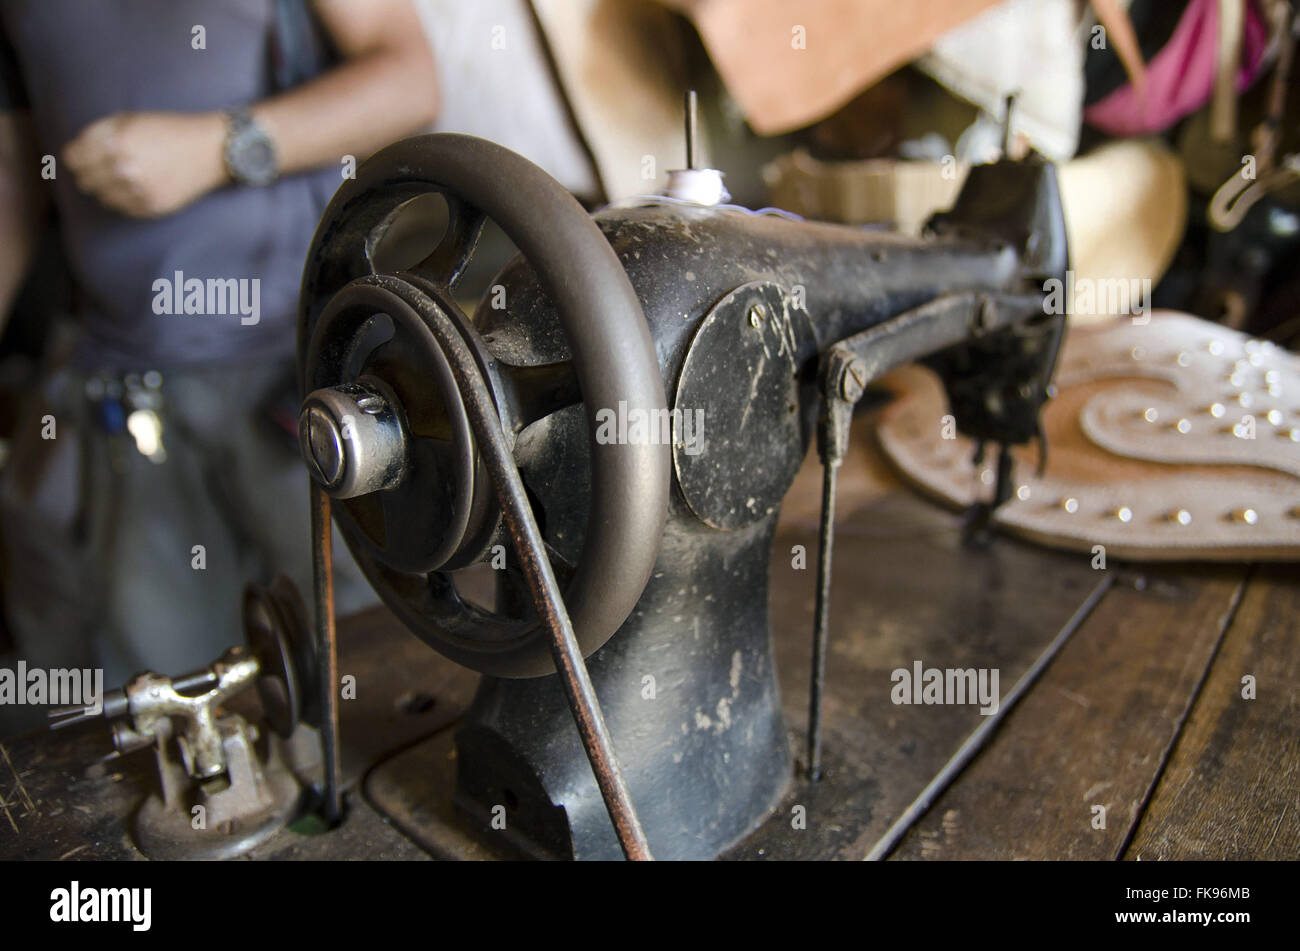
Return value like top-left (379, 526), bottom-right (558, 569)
top-left (1085, 0), bottom-right (1269, 136)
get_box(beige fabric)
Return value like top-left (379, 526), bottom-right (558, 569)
top-left (877, 312), bottom-right (1300, 561)
top-left (914, 0), bottom-right (1086, 161)
top-left (762, 151), bottom-right (968, 234)
top-left (532, 0), bottom-right (689, 200)
top-left (1058, 140), bottom-right (1188, 320)
top-left (414, 0), bottom-right (601, 198)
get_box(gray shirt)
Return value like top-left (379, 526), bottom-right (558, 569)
top-left (0, 0), bottom-right (340, 369)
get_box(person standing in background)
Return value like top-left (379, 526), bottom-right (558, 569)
top-left (0, 0), bottom-right (439, 730)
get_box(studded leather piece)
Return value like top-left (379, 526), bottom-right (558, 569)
top-left (878, 311), bottom-right (1300, 561)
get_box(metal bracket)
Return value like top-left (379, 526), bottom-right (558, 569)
top-left (806, 291), bottom-right (1056, 780)
top-left (69, 646), bottom-right (306, 859)
top-left (112, 647), bottom-right (260, 778)
top-left (132, 712), bottom-right (302, 860)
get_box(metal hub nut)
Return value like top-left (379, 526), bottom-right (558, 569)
top-left (299, 382), bottom-right (409, 499)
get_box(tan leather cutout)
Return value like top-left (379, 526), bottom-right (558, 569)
top-left (877, 312), bottom-right (1300, 561)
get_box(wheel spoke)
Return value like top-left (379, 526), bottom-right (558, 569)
top-left (406, 195), bottom-right (486, 290)
top-left (495, 360), bottom-right (583, 433)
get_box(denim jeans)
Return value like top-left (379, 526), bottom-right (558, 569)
top-left (0, 357), bottom-right (375, 736)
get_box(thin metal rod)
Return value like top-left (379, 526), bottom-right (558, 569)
top-left (49, 670), bottom-right (216, 730)
top-left (685, 90), bottom-right (699, 170)
top-left (863, 573), bottom-right (1115, 861)
top-left (375, 275), bottom-right (653, 860)
top-left (459, 348), bottom-right (654, 859)
top-left (807, 457), bottom-right (839, 781)
top-left (1001, 92), bottom-right (1017, 157)
top-left (310, 482), bottom-right (344, 824)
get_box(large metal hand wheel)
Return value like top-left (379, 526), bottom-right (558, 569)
top-left (297, 134), bottom-right (670, 679)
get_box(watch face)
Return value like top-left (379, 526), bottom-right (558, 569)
top-left (229, 123), bottom-right (278, 187)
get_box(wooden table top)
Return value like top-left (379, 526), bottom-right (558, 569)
top-left (2, 409), bottom-right (1294, 860)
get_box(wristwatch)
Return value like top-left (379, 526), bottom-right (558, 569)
top-left (223, 108), bottom-right (279, 187)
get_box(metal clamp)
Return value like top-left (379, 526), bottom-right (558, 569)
top-left (111, 647), bottom-right (260, 779)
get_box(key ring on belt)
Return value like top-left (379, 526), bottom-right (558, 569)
top-left (84, 369), bottom-right (168, 463)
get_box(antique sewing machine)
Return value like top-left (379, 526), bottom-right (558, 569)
top-left (33, 101), bottom-right (1068, 862)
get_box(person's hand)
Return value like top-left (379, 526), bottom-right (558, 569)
top-left (62, 111), bottom-right (229, 218)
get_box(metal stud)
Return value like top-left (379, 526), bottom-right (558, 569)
top-left (1267, 409), bottom-right (1283, 426)
top-left (1176, 352), bottom-right (1191, 367)
top-left (1060, 497), bottom-right (1079, 514)
top-left (1112, 506), bottom-right (1133, 523)
top-left (1228, 508), bottom-right (1259, 525)
top-left (1167, 509), bottom-right (1192, 526)
top-left (1142, 407), bottom-right (1159, 423)
top-left (1207, 339), bottom-right (1225, 356)
top-left (1016, 485), bottom-right (1032, 501)
top-left (1208, 402), bottom-right (1226, 418)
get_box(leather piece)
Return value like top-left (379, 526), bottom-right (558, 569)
top-left (877, 311), bottom-right (1300, 561)
top-left (657, 0), bottom-right (1000, 136)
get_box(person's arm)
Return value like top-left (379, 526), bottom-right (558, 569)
top-left (0, 111), bottom-right (45, 337)
top-left (253, 0), bottom-right (439, 174)
top-left (61, 0), bottom-right (437, 219)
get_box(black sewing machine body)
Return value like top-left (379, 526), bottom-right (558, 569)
top-left (14, 134), bottom-right (1068, 863)
top-left (451, 172), bottom-right (1066, 859)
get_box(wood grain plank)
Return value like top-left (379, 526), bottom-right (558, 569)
top-left (1125, 564), bottom-right (1300, 860)
top-left (888, 568), bottom-right (1246, 860)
